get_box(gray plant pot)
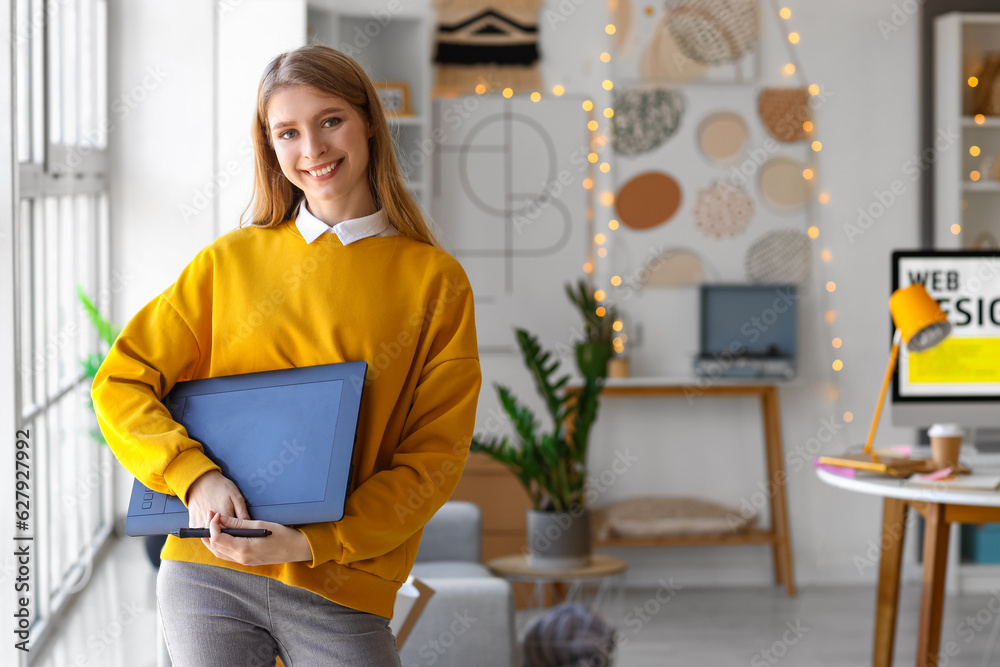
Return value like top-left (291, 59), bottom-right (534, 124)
top-left (526, 509), bottom-right (592, 569)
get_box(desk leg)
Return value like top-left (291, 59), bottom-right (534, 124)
top-left (874, 498), bottom-right (907, 667)
top-left (761, 387), bottom-right (796, 597)
top-left (917, 503), bottom-right (950, 667)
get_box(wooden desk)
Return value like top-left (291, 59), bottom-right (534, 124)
top-left (817, 467), bottom-right (1000, 667)
top-left (589, 380), bottom-right (796, 597)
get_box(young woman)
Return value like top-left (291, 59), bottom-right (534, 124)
top-left (91, 45), bottom-right (481, 666)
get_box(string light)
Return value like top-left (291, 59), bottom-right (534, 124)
top-left (811, 140), bottom-right (822, 151)
top-left (583, 178), bottom-right (593, 189)
top-left (808, 84), bottom-right (820, 95)
top-left (832, 338), bottom-right (842, 348)
top-left (599, 191), bottom-right (614, 206)
top-left (603, 107), bottom-right (615, 118)
top-left (596, 306), bottom-right (606, 316)
top-left (605, 24), bottom-right (616, 34)
top-left (788, 32), bottom-right (800, 44)
top-left (582, 100), bottom-right (593, 111)
top-left (976, 114), bottom-right (986, 125)
top-left (803, 120), bottom-right (814, 132)
top-left (971, 170), bottom-right (982, 181)
top-left (779, 7), bottom-right (791, 18)
top-left (818, 192), bottom-right (829, 204)
top-left (952, 224), bottom-right (962, 235)
top-left (807, 226), bottom-right (819, 239)
top-left (588, 120), bottom-right (599, 131)
top-left (600, 162), bottom-right (610, 173)
top-left (821, 249), bottom-right (832, 262)
top-left (530, 91), bottom-right (541, 102)
top-left (844, 412), bottom-right (854, 422)
top-left (595, 290), bottom-right (606, 301)
top-left (783, 63), bottom-right (796, 76)
top-left (832, 360), bottom-right (843, 371)
top-left (825, 311), bottom-right (836, 323)
top-left (588, 152), bottom-right (599, 163)
top-left (552, 85), bottom-right (565, 96)
top-left (600, 52), bottom-right (611, 63)
top-left (970, 146), bottom-right (981, 156)
top-left (612, 320), bottom-right (623, 331)
top-left (803, 168), bottom-right (814, 180)
top-left (602, 80), bottom-right (614, 90)
top-left (502, 88), bottom-right (513, 98)
top-left (826, 281), bottom-right (836, 292)
top-left (475, 83), bottom-right (486, 95)
top-left (611, 276), bottom-right (622, 286)
top-left (594, 233), bottom-right (606, 244)
top-left (969, 76), bottom-right (979, 87)
top-left (608, 219), bottom-right (619, 230)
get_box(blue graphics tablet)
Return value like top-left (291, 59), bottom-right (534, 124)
top-left (124, 361), bottom-right (367, 536)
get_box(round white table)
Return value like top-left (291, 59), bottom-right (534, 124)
top-left (817, 467), bottom-right (1000, 667)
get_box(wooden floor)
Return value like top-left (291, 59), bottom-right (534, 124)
top-left (28, 534), bottom-right (1000, 666)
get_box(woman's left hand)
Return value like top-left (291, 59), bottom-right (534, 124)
top-left (201, 511), bottom-right (312, 566)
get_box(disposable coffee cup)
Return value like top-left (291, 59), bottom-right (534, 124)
top-left (928, 423), bottom-right (964, 470)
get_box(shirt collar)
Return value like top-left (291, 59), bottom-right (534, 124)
top-left (294, 199), bottom-right (396, 245)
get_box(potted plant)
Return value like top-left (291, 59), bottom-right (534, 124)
top-left (471, 280), bottom-right (618, 568)
top-left (78, 287), bottom-right (168, 568)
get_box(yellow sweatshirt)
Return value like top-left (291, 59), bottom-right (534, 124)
top-left (91, 217), bottom-right (481, 619)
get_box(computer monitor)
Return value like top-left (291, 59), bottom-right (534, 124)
top-left (694, 284), bottom-right (797, 379)
top-left (891, 250), bottom-right (1000, 428)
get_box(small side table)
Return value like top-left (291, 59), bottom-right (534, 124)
top-left (489, 554), bottom-right (628, 664)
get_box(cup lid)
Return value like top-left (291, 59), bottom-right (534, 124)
top-left (928, 423), bottom-right (964, 437)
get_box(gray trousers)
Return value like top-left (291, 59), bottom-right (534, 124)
top-left (156, 559), bottom-right (402, 667)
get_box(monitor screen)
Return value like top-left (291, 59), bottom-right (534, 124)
top-left (699, 284), bottom-right (797, 358)
top-left (892, 250), bottom-right (1000, 427)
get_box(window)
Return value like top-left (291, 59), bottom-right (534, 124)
top-left (12, 0), bottom-right (114, 655)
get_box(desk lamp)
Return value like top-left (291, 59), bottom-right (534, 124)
top-left (819, 283), bottom-right (951, 476)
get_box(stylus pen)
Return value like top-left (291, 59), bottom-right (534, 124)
top-left (168, 528), bottom-right (272, 538)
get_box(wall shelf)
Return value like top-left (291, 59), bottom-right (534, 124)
top-left (935, 12), bottom-right (1000, 248)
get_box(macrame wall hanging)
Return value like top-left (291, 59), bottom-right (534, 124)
top-left (432, 0), bottom-right (543, 96)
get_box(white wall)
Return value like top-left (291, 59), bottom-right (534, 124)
top-left (105, 0), bottom-right (929, 588)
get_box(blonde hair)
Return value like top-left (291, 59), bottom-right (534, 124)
top-left (240, 45), bottom-right (443, 250)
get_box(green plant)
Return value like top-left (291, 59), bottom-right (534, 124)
top-left (470, 280), bottom-right (615, 513)
top-left (77, 285), bottom-right (120, 445)
top-left (565, 279), bottom-right (619, 345)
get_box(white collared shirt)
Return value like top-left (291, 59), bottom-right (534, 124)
top-left (294, 199), bottom-right (398, 245)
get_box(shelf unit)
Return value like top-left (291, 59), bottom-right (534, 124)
top-left (304, 2), bottom-right (432, 211)
top-left (934, 13), bottom-right (1000, 249)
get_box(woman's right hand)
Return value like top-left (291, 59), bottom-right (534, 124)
top-left (185, 470), bottom-right (250, 528)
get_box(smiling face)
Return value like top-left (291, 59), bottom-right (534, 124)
top-left (267, 85), bottom-right (376, 224)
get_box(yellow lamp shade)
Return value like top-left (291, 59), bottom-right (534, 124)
top-left (889, 283), bottom-right (951, 351)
